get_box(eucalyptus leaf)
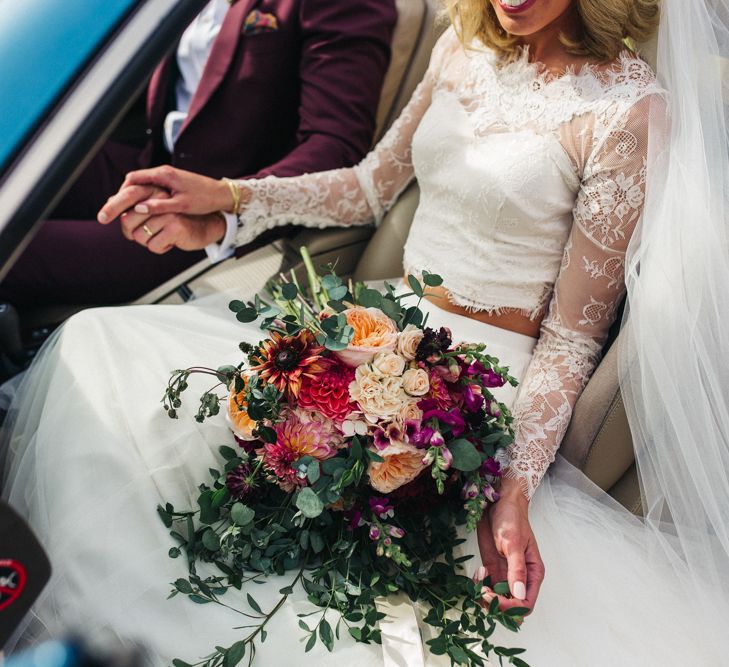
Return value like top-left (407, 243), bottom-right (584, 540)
top-left (296, 487), bottom-right (324, 518)
top-left (223, 640), bottom-right (247, 667)
top-left (329, 285), bottom-right (348, 300)
top-left (202, 529), bottom-right (221, 551)
top-left (281, 283), bottom-right (298, 300)
top-left (407, 275), bottom-right (424, 297)
top-left (236, 307), bottom-right (259, 323)
top-left (449, 439), bottom-right (483, 472)
top-left (231, 503), bottom-right (255, 526)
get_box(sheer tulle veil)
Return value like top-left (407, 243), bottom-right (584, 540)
top-left (622, 0), bottom-right (729, 622)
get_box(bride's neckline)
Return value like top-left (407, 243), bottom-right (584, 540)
top-left (471, 43), bottom-right (647, 91)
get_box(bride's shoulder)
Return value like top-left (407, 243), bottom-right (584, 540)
top-left (590, 51), bottom-right (665, 103)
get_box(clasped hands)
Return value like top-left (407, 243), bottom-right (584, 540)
top-left (96, 166), bottom-right (236, 254)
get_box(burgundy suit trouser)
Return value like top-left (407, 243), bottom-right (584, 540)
top-left (0, 141), bottom-right (204, 308)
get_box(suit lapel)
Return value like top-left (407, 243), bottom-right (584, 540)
top-left (179, 0), bottom-right (257, 136)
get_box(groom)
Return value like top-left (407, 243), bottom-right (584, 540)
top-left (0, 0), bottom-right (396, 307)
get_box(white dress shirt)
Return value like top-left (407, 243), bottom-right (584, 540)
top-left (163, 0), bottom-right (238, 263)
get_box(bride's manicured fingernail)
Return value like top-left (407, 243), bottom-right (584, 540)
top-left (513, 581), bottom-right (526, 600)
top-left (135, 204), bottom-right (149, 214)
top-left (97, 212), bottom-right (108, 223)
top-left (475, 566), bottom-right (487, 581)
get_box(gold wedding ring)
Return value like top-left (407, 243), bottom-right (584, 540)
top-left (142, 224), bottom-right (154, 238)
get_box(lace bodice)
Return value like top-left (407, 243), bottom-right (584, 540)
top-left (230, 28), bottom-right (666, 498)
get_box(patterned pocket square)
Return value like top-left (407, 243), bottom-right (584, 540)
top-left (243, 10), bottom-right (278, 34)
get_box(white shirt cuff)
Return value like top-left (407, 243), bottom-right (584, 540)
top-left (204, 212), bottom-right (238, 263)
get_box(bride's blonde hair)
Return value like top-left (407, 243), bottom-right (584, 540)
top-left (444, 0), bottom-right (660, 61)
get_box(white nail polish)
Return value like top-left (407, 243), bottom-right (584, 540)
top-left (476, 566), bottom-right (487, 580)
top-left (98, 212), bottom-right (108, 223)
top-left (135, 204), bottom-right (149, 214)
top-left (513, 581), bottom-right (526, 600)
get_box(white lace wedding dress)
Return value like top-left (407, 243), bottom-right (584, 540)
top-left (3, 28), bottom-right (726, 666)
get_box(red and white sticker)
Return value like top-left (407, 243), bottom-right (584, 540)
top-left (0, 559), bottom-right (27, 611)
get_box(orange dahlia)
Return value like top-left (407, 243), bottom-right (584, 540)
top-left (249, 330), bottom-right (326, 398)
top-left (227, 378), bottom-right (257, 441)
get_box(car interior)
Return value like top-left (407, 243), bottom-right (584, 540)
top-left (1, 0), bottom-right (643, 521)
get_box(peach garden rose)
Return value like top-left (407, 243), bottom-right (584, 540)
top-left (334, 307), bottom-right (398, 367)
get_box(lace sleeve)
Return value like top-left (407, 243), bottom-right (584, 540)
top-left (504, 93), bottom-right (667, 499)
top-left (230, 29), bottom-right (459, 248)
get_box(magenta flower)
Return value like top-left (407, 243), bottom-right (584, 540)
top-left (438, 447), bottom-right (453, 471)
top-left (483, 369), bottom-right (506, 388)
top-left (483, 483), bottom-right (500, 503)
top-left (430, 430), bottom-right (445, 447)
top-left (482, 457), bottom-right (501, 476)
top-left (369, 496), bottom-right (395, 519)
top-left (462, 384), bottom-right (485, 413)
top-left (373, 427), bottom-right (390, 451)
top-left (369, 525), bottom-right (381, 541)
top-left (387, 525), bottom-right (406, 538)
top-left (461, 482), bottom-right (479, 500)
top-left (346, 508), bottom-right (363, 531)
top-left (420, 403), bottom-right (467, 437)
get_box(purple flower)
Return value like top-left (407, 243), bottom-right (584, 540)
top-left (369, 496), bottom-right (395, 519)
top-left (411, 425), bottom-right (435, 448)
top-left (421, 405), bottom-right (467, 437)
top-left (346, 508), bottom-right (363, 531)
top-left (438, 447), bottom-right (453, 471)
top-left (487, 401), bottom-right (502, 418)
top-left (421, 449), bottom-right (436, 466)
top-left (383, 537), bottom-right (392, 547)
top-left (483, 369), bottom-right (506, 388)
top-left (482, 483), bottom-right (500, 503)
top-left (233, 434), bottom-right (259, 454)
top-left (387, 525), bottom-right (406, 538)
top-left (415, 327), bottom-right (453, 363)
top-left (226, 463), bottom-right (256, 500)
top-left (462, 384), bottom-right (485, 413)
top-left (482, 457), bottom-right (501, 476)
top-left (369, 525), bottom-right (381, 541)
top-left (461, 482), bottom-right (479, 500)
top-left (430, 430), bottom-right (445, 447)
top-left (404, 419), bottom-right (421, 443)
top-left (373, 427), bottom-right (390, 451)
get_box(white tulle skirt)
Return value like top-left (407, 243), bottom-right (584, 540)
top-left (2, 290), bottom-right (725, 666)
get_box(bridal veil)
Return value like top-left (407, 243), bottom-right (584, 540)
top-left (622, 0), bottom-right (729, 628)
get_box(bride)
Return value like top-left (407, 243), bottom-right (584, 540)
top-left (4, 0), bottom-right (729, 664)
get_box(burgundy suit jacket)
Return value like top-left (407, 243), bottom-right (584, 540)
top-left (145, 0), bottom-right (397, 180)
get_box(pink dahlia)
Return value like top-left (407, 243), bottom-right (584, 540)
top-left (260, 411), bottom-right (341, 490)
top-left (298, 361), bottom-right (356, 423)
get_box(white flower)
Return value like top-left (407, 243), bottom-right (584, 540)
top-left (349, 366), bottom-right (408, 418)
top-left (399, 399), bottom-right (423, 425)
top-left (402, 368), bottom-right (430, 396)
top-left (372, 351), bottom-right (406, 377)
top-left (397, 325), bottom-right (424, 361)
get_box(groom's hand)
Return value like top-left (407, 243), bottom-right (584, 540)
top-left (126, 212), bottom-right (226, 254)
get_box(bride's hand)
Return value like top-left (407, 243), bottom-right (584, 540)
top-left (476, 478), bottom-right (545, 614)
top-left (97, 166), bottom-right (234, 223)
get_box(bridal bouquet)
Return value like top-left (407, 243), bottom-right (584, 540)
top-left (160, 250), bottom-right (530, 667)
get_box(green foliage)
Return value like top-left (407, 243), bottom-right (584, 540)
top-left (158, 250), bottom-right (528, 666)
